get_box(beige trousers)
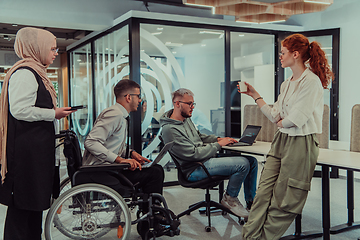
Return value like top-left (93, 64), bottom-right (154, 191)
top-left (242, 131), bottom-right (319, 240)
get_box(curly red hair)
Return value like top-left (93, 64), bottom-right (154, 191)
top-left (282, 34), bottom-right (334, 89)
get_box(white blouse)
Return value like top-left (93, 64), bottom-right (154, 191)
top-left (8, 69), bottom-right (55, 122)
top-left (260, 68), bottom-right (324, 136)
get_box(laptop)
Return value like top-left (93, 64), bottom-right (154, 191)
top-left (141, 141), bottom-right (174, 168)
top-left (228, 125), bottom-right (262, 147)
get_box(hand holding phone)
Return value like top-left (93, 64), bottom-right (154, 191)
top-left (69, 105), bottom-right (87, 110)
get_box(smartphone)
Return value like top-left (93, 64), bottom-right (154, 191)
top-left (70, 105), bottom-right (87, 110)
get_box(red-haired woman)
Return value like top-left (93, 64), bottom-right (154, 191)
top-left (240, 33), bottom-right (334, 239)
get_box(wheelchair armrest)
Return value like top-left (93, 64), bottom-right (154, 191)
top-left (79, 163), bottom-right (131, 172)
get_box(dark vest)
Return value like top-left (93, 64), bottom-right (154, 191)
top-left (0, 66), bottom-right (55, 211)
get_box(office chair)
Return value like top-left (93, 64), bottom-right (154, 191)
top-left (159, 137), bottom-right (243, 231)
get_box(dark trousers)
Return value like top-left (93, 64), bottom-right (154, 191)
top-left (4, 206), bottom-right (43, 240)
top-left (86, 164), bottom-right (165, 195)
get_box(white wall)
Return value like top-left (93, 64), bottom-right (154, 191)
top-left (180, 43), bottom-right (224, 121)
top-left (289, 0), bottom-right (360, 143)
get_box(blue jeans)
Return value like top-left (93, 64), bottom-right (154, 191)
top-left (188, 155), bottom-right (258, 201)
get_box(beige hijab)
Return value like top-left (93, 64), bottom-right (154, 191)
top-left (0, 27), bottom-right (58, 183)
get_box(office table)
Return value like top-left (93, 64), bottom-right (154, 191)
top-left (223, 142), bottom-right (360, 240)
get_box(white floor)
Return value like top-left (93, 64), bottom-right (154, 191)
top-left (2, 167), bottom-right (360, 239)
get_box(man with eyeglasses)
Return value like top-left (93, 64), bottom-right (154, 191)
top-left (82, 79), bottom-right (164, 201)
top-left (160, 88), bottom-right (258, 219)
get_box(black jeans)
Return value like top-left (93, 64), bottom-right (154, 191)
top-left (4, 206), bottom-right (43, 240)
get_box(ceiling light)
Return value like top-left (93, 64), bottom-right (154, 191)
top-left (172, 51), bottom-right (177, 54)
top-left (201, 44), bottom-right (206, 47)
top-left (236, 20), bottom-right (259, 24)
top-left (238, 34), bottom-right (245, 37)
top-left (304, 0), bottom-right (332, 4)
top-left (199, 30), bottom-right (224, 35)
top-left (259, 20), bottom-right (286, 24)
top-left (184, 2), bottom-right (214, 8)
top-left (151, 32), bottom-right (162, 35)
top-left (157, 27), bottom-right (163, 31)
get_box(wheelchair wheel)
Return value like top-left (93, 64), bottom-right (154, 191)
top-left (51, 176), bottom-right (72, 205)
top-left (45, 183), bottom-right (131, 240)
top-left (60, 177), bottom-right (71, 193)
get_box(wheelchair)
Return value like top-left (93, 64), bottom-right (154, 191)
top-left (45, 130), bottom-right (180, 240)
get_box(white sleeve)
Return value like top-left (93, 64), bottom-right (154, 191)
top-left (8, 69), bottom-right (55, 122)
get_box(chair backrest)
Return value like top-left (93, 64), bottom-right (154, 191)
top-left (243, 104), bottom-right (277, 142)
top-left (243, 104), bottom-right (330, 148)
top-left (317, 104), bottom-right (330, 149)
top-left (350, 104), bottom-right (360, 152)
top-left (61, 130), bottom-right (83, 180)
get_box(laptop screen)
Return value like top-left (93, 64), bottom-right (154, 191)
top-left (239, 125), bottom-right (261, 144)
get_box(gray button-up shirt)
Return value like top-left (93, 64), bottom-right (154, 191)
top-left (82, 103), bottom-right (129, 165)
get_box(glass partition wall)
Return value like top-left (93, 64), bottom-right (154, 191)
top-left (67, 19), bottom-right (278, 183)
top-left (69, 43), bottom-right (93, 146)
top-left (67, 16), bottom-right (339, 184)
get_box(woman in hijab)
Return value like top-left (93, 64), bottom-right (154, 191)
top-left (0, 27), bottom-right (74, 240)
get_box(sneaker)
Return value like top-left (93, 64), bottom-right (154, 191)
top-left (221, 193), bottom-right (249, 218)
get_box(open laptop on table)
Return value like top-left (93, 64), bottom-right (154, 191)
top-left (228, 125), bottom-right (261, 147)
top-left (141, 141), bottom-right (174, 168)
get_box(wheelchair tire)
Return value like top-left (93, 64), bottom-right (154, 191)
top-left (45, 183), bottom-right (131, 240)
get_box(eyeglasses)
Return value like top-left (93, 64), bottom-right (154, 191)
top-left (177, 101), bottom-right (196, 108)
top-left (51, 48), bottom-right (59, 53)
top-left (125, 93), bottom-right (142, 100)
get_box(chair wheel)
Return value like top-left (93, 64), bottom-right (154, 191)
top-left (239, 219), bottom-right (245, 225)
top-left (205, 226), bottom-right (211, 232)
top-left (221, 210), bottom-right (227, 215)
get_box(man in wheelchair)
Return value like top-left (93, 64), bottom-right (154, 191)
top-left (79, 79), bottom-right (179, 239)
top-left (83, 79), bottom-right (164, 201)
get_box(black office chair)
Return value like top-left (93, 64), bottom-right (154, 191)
top-left (160, 136), bottom-right (243, 232)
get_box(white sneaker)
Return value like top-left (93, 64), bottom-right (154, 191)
top-left (221, 193), bottom-right (249, 218)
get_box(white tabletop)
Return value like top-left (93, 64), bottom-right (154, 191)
top-left (223, 141), bottom-right (360, 172)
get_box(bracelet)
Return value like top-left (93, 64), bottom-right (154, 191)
top-left (255, 97), bottom-right (263, 103)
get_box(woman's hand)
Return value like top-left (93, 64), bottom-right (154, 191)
top-left (55, 107), bottom-right (76, 119)
top-left (276, 120), bottom-right (283, 128)
top-left (237, 82), bottom-right (261, 100)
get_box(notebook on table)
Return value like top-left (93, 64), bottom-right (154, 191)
top-left (228, 125), bottom-right (262, 147)
top-left (141, 141), bottom-right (174, 168)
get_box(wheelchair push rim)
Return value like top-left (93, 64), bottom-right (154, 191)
top-left (45, 183), bottom-right (131, 240)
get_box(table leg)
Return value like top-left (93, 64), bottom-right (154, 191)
top-left (322, 165), bottom-right (330, 240)
top-left (279, 214), bottom-right (323, 240)
top-left (330, 170), bottom-right (360, 234)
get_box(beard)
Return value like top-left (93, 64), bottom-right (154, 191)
top-left (180, 109), bottom-right (191, 118)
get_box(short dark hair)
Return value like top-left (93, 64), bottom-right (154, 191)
top-left (114, 79), bottom-right (140, 99)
